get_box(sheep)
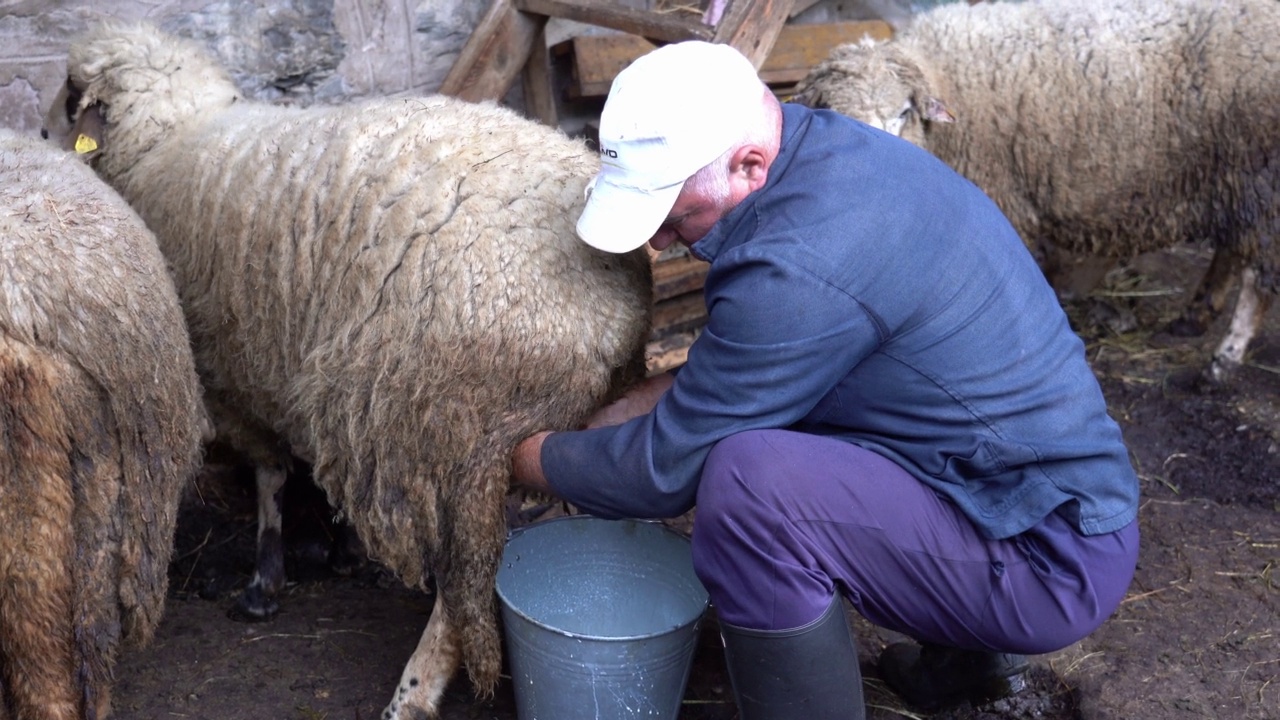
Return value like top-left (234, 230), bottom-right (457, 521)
top-left (45, 20), bottom-right (654, 719)
top-left (792, 0), bottom-right (1280, 383)
top-left (0, 128), bottom-right (206, 720)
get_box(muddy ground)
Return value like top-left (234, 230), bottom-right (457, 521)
top-left (112, 243), bottom-right (1278, 720)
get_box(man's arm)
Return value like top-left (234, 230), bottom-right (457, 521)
top-left (581, 371), bottom-right (676, 429)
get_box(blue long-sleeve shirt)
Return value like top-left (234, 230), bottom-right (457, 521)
top-left (543, 103), bottom-right (1139, 540)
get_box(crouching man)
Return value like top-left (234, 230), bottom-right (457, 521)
top-left (512, 41), bottom-right (1140, 719)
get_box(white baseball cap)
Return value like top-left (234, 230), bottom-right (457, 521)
top-left (576, 41), bottom-right (765, 253)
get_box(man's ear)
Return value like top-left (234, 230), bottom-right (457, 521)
top-left (730, 144), bottom-right (770, 191)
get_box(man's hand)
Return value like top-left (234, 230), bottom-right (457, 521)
top-left (511, 431), bottom-right (553, 494)
top-left (511, 371), bottom-right (676, 495)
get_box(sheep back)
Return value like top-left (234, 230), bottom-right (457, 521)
top-left (0, 128), bottom-right (205, 718)
top-left (61, 21), bottom-right (654, 695)
top-left (796, 0), bottom-right (1280, 278)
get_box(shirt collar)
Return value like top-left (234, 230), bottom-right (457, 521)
top-left (689, 102), bottom-right (810, 263)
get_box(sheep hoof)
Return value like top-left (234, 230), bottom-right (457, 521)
top-left (1199, 358), bottom-right (1237, 389)
top-left (382, 701), bottom-right (432, 720)
top-left (228, 585), bottom-right (280, 622)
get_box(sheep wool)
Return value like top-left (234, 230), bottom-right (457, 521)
top-left (51, 20), bottom-right (654, 718)
top-left (0, 128), bottom-right (206, 720)
top-left (794, 0), bottom-right (1280, 382)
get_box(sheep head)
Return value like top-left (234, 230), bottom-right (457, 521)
top-left (792, 37), bottom-right (954, 147)
top-left (45, 20), bottom-right (241, 180)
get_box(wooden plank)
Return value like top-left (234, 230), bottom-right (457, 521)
top-left (565, 33), bottom-right (658, 98)
top-left (712, 0), bottom-right (794, 68)
top-left (652, 253), bottom-right (710, 302)
top-left (758, 19), bottom-right (893, 85)
top-left (521, 24), bottom-right (558, 126)
top-left (514, 0), bottom-right (714, 43)
top-left (439, 0), bottom-right (545, 102)
top-left (562, 20), bottom-right (894, 98)
top-left (645, 329), bottom-right (699, 376)
top-left (651, 292), bottom-right (708, 337)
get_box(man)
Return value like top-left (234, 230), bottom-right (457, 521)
top-left (511, 41), bottom-right (1139, 719)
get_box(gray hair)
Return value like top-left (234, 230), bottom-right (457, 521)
top-left (684, 85), bottom-right (782, 200)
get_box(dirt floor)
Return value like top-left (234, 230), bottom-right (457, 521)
top-left (111, 243), bottom-right (1279, 720)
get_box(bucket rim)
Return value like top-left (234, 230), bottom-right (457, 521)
top-left (497, 515), bottom-right (710, 642)
top-left (504, 513), bottom-right (671, 539)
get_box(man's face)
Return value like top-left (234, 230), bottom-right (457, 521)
top-left (647, 182), bottom-right (734, 252)
top-left (645, 141), bottom-right (772, 252)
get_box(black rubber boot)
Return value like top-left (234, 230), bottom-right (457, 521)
top-left (719, 596), bottom-right (865, 720)
top-left (878, 641), bottom-right (1030, 711)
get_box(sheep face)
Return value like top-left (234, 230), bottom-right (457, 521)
top-left (793, 39), bottom-right (954, 146)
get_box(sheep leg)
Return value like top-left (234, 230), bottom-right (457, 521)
top-left (0, 344), bottom-right (80, 720)
top-left (232, 462), bottom-right (288, 620)
top-left (1167, 249), bottom-right (1240, 337)
top-left (382, 594), bottom-right (460, 720)
top-left (1206, 267), bottom-right (1270, 384)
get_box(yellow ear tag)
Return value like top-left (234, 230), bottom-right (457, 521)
top-left (75, 134), bottom-right (99, 154)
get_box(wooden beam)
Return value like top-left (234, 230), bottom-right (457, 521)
top-left (790, 0), bottom-right (824, 17)
top-left (561, 20), bottom-right (894, 98)
top-left (521, 23), bottom-right (558, 126)
top-left (438, 0), bottom-right (545, 102)
top-left (712, 0), bottom-right (795, 67)
top-left (513, 0), bottom-right (714, 43)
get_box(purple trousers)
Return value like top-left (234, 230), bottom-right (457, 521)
top-left (691, 429), bottom-right (1139, 655)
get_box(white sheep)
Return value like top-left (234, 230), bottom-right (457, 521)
top-left (0, 128), bottom-right (206, 720)
top-left (46, 20), bottom-right (653, 719)
top-left (793, 0), bottom-right (1280, 382)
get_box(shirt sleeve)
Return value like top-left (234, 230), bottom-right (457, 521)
top-left (541, 244), bottom-right (884, 519)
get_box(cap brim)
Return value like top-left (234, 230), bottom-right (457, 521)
top-left (576, 172), bottom-right (682, 254)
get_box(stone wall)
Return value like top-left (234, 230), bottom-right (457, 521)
top-left (0, 0), bottom-right (933, 137)
top-left (0, 0), bottom-right (491, 134)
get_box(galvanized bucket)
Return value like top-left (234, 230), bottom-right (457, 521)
top-left (496, 515), bottom-right (709, 720)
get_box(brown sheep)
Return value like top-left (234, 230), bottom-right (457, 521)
top-left (46, 21), bottom-right (653, 718)
top-left (0, 128), bottom-right (206, 720)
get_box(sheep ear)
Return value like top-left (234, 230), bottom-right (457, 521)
top-left (66, 102), bottom-right (106, 160)
top-left (922, 96), bottom-right (956, 124)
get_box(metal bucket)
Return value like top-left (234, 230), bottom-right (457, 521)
top-left (496, 515), bottom-right (709, 720)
